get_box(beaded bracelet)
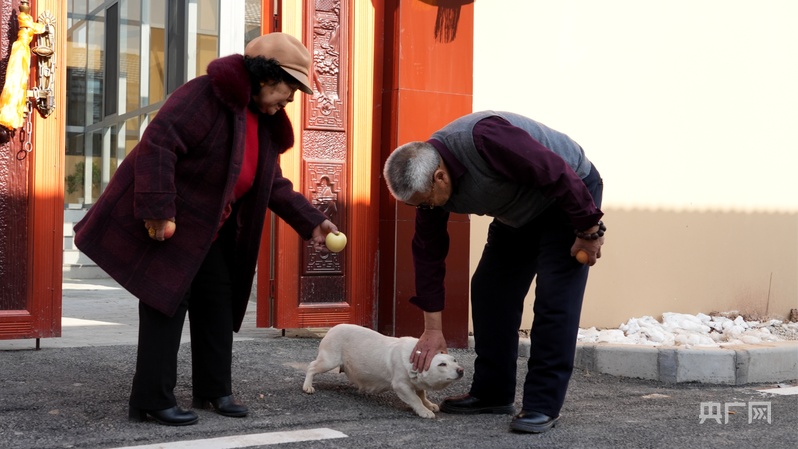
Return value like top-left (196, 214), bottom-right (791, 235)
top-left (575, 220), bottom-right (606, 240)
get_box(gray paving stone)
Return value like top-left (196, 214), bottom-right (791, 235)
top-left (736, 342), bottom-right (798, 385)
top-left (595, 344), bottom-right (659, 380)
top-left (675, 347), bottom-right (737, 384)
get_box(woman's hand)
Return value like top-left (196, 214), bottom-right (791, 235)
top-left (144, 218), bottom-right (176, 241)
top-left (310, 219), bottom-right (339, 252)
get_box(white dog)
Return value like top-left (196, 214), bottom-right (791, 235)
top-left (302, 324), bottom-right (464, 418)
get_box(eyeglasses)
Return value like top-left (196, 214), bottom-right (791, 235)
top-left (414, 179), bottom-right (436, 210)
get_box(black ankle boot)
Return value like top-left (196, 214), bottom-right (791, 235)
top-left (129, 405), bottom-right (199, 426)
top-left (193, 395), bottom-right (248, 417)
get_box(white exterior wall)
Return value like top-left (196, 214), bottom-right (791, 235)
top-left (472, 0), bottom-right (798, 328)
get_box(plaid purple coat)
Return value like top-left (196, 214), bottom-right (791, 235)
top-left (74, 54), bottom-right (327, 331)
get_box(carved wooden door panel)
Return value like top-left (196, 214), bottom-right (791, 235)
top-left (0, 0), bottom-right (64, 345)
top-left (0, 115), bottom-right (33, 339)
top-left (266, 0), bottom-right (375, 329)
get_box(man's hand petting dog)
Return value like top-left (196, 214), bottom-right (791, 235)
top-left (302, 324), bottom-right (464, 418)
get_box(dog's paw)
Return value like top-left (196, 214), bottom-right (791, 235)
top-left (428, 403), bottom-right (440, 412)
top-left (416, 408), bottom-right (436, 419)
top-left (302, 385), bottom-right (316, 394)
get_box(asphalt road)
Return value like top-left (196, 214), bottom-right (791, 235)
top-left (1, 336), bottom-right (796, 449)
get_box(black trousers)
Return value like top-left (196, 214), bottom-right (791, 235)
top-left (469, 164), bottom-right (603, 417)
top-left (129, 238), bottom-right (234, 410)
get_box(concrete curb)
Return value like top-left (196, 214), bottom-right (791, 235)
top-left (468, 336), bottom-right (798, 385)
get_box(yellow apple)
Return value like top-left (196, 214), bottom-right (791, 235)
top-left (575, 250), bottom-right (589, 264)
top-left (325, 231), bottom-right (347, 253)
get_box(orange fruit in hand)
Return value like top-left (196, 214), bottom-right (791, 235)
top-left (163, 221), bottom-right (176, 239)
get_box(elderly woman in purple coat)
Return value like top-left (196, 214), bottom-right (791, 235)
top-left (74, 33), bottom-right (337, 426)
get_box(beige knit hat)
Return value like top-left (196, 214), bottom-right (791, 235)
top-left (245, 32), bottom-right (313, 95)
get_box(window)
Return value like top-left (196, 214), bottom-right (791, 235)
top-left (65, 0), bottom-right (257, 207)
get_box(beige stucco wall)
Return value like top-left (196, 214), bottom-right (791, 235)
top-left (471, 0), bottom-right (798, 329)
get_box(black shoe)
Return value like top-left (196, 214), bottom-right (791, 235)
top-left (193, 395), bottom-right (248, 417)
top-left (129, 405), bottom-right (199, 426)
top-left (439, 394), bottom-right (515, 415)
top-left (510, 410), bottom-right (559, 433)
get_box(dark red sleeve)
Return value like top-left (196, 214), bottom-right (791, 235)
top-left (268, 164), bottom-right (328, 240)
top-left (409, 207), bottom-right (450, 312)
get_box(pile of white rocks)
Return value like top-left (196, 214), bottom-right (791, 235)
top-left (578, 312), bottom-right (798, 348)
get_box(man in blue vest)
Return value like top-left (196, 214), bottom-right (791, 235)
top-left (382, 111), bottom-right (605, 433)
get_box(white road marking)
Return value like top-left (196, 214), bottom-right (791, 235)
top-left (111, 428), bottom-right (347, 449)
top-left (62, 282), bottom-right (121, 290)
top-left (62, 317), bottom-right (120, 327)
top-left (757, 385), bottom-right (798, 396)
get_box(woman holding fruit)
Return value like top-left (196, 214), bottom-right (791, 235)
top-left (74, 33), bottom-right (338, 426)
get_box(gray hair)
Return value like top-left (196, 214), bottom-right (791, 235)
top-left (383, 141), bottom-right (440, 202)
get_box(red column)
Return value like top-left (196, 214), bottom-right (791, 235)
top-left (379, 0), bottom-right (474, 347)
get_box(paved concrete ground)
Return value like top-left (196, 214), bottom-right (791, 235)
top-left (0, 279), bottom-right (796, 449)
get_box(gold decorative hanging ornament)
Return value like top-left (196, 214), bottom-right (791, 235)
top-left (0, 1), bottom-right (56, 145)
